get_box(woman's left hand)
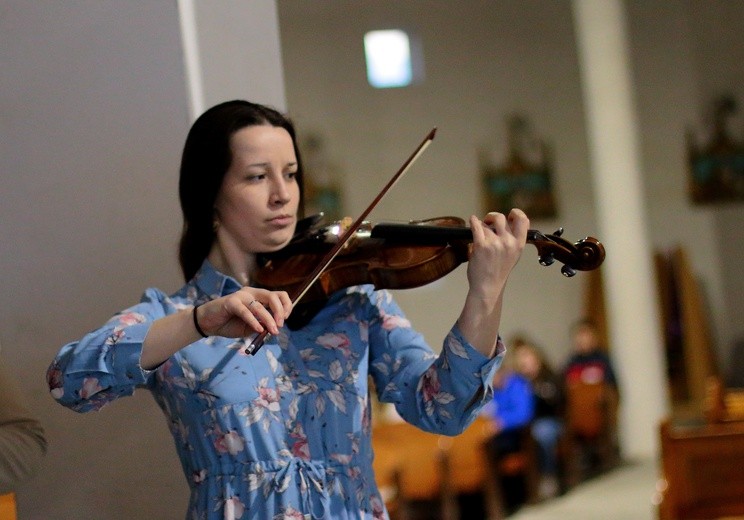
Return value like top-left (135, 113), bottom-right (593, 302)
top-left (456, 208), bottom-right (529, 357)
top-left (466, 208), bottom-right (530, 300)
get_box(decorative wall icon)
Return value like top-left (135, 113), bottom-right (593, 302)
top-left (479, 114), bottom-right (557, 219)
top-left (300, 133), bottom-right (343, 222)
top-left (687, 95), bottom-right (744, 205)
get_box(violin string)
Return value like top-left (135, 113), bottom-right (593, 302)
top-left (290, 128), bottom-right (436, 307)
top-left (245, 127), bottom-right (437, 355)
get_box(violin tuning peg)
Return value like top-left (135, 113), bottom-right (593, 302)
top-left (561, 265), bottom-right (577, 277)
top-left (553, 227), bottom-right (564, 237)
top-left (539, 254), bottom-right (555, 267)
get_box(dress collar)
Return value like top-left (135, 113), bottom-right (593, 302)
top-left (192, 259), bottom-right (242, 299)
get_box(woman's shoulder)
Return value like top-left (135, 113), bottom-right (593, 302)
top-left (140, 283), bottom-right (191, 303)
top-left (118, 282), bottom-right (194, 317)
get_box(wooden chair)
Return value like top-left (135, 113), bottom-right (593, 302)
top-left (657, 419), bottom-right (744, 520)
top-left (0, 493), bottom-right (17, 520)
top-left (438, 416), bottom-right (509, 520)
top-left (563, 380), bottom-right (619, 486)
top-left (372, 420), bottom-right (448, 519)
top-left (484, 425), bottom-right (541, 512)
top-left (372, 416), bottom-right (538, 520)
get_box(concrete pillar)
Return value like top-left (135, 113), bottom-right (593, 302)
top-left (572, 0), bottom-right (669, 459)
top-left (177, 0), bottom-right (287, 120)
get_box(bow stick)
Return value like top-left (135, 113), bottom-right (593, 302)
top-left (245, 127), bottom-right (437, 355)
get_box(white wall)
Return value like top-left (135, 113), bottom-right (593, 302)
top-left (0, 2), bottom-right (189, 518)
top-left (277, 0), bottom-right (744, 457)
top-left (1, 0), bottom-right (742, 517)
top-left (278, 0), bottom-right (594, 370)
top-left (192, 0), bottom-right (287, 112)
top-left (628, 0), bottom-right (744, 372)
top-left (0, 1), bottom-right (285, 518)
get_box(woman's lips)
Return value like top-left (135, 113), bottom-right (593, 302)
top-left (267, 215), bottom-right (294, 227)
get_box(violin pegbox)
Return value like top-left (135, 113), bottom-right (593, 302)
top-left (535, 228), bottom-right (564, 268)
top-left (528, 228), bottom-right (605, 276)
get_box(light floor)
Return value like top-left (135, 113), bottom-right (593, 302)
top-left (509, 458), bottom-right (661, 520)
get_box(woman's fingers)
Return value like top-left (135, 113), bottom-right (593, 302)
top-left (238, 288), bottom-right (292, 335)
top-left (482, 211), bottom-right (508, 236)
top-left (506, 208), bottom-right (530, 243)
top-left (200, 288), bottom-right (292, 338)
top-left (466, 209), bottom-right (530, 293)
top-left (265, 290), bottom-right (293, 328)
top-left (474, 209), bottom-right (530, 248)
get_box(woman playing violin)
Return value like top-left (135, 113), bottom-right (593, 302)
top-left (47, 100), bottom-right (530, 520)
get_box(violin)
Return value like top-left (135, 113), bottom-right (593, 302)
top-left (244, 128), bottom-right (605, 353)
top-left (252, 213), bottom-right (605, 330)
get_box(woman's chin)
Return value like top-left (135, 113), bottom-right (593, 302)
top-left (263, 234), bottom-right (295, 252)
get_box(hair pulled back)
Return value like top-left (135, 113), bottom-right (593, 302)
top-left (178, 100), bottom-right (304, 281)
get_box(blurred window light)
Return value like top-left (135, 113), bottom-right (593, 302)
top-left (364, 30), bottom-right (413, 88)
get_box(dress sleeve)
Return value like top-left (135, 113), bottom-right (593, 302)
top-left (366, 288), bottom-right (504, 436)
top-left (46, 288), bottom-right (169, 413)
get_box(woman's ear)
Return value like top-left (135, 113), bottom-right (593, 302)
top-left (213, 209), bottom-right (221, 231)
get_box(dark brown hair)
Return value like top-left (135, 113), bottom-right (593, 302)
top-left (177, 100), bottom-right (304, 281)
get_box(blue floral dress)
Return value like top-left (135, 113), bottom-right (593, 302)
top-left (47, 260), bottom-right (503, 520)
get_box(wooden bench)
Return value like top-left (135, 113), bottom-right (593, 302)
top-left (657, 419), bottom-right (744, 519)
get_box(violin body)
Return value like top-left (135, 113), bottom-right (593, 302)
top-left (254, 217), bottom-right (470, 302)
top-left (253, 214), bottom-right (605, 329)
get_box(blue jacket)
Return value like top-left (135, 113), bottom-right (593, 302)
top-left (487, 372), bottom-right (535, 431)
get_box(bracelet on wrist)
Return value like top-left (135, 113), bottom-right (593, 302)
top-left (192, 304), bottom-right (208, 338)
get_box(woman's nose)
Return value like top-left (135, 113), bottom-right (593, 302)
top-left (270, 178), bottom-right (291, 206)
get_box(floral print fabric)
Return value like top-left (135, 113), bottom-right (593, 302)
top-left (48, 260), bottom-right (503, 519)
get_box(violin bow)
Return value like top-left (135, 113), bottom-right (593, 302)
top-left (245, 127), bottom-right (438, 355)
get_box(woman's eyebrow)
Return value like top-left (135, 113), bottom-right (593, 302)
top-left (245, 160), bottom-right (297, 169)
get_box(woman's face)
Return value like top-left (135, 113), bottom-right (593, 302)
top-left (214, 124), bottom-right (300, 255)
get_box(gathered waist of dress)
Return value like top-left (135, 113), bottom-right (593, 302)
top-left (188, 457), bottom-right (377, 519)
top-left (189, 457), bottom-right (364, 485)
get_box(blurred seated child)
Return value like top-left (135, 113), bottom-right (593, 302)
top-left (561, 318), bottom-right (620, 478)
top-left (562, 318), bottom-right (618, 390)
top-left (483, 363), bottom-right (534, 452)
top-left (481, 353), bottom-right (535, 512)
top-left (512, 336), bottom-right (564, 499)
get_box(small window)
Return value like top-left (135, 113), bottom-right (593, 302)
top-left (364, 29), bottom-right (419, 88)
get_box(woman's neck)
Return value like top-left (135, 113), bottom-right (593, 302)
top-left (207, 246), bottom-right (256, 286)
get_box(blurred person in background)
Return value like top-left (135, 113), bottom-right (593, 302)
top-left (482, 347), bottom-right (534, 512)
top-left (512, 336), bottom-right (564, 499)
top-left (0, 342), bottom-right (47, 494)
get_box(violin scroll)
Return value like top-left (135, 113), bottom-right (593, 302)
top-left (528, 228), bottom-right (605, 277)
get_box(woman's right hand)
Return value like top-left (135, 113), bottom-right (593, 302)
top-left (195, 287), bottom-right (293, 338)
top-left (140, 288), bottom-right (292, 369)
